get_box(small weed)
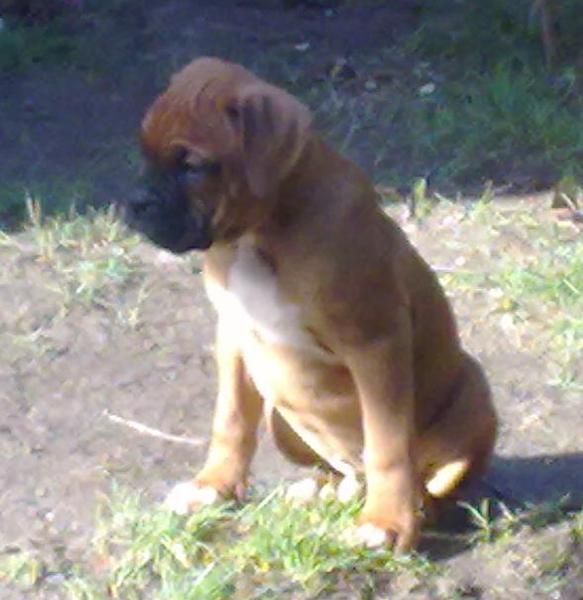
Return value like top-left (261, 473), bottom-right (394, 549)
top-left (458, 498), bottom-right (519, 544)
top-left (111, 282), bottom-right (152, 330)
top-left (407, 176), bottom-right (435, 220)
top-left (459, 499), bottom-right (497, 544)
top-left (572, 510), bottom-right (583, 540)
top-left (518, 497), bottom-right (579, 532)
top-left (459, 496), bottom-right (580, 547)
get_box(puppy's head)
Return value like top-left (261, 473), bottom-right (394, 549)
top-left (124, 57), bottom-right (312, 253)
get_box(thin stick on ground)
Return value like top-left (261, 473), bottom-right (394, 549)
top-left (103, 409), bottom-right (206, 446)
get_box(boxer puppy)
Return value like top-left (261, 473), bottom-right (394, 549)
top-left (125, 57), bottom-right (498, 552)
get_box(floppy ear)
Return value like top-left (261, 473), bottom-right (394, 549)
top-left (226, 83), bottom-right (312, 198)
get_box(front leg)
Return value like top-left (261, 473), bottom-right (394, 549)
top-left (165, 318), bottom-right (263, 514)
top-left (343, 319), bottom-right (420, 552)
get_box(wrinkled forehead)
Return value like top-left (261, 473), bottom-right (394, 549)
top-left (140, 97), bottom-right (228, 165)
top-left (140, 58), bottom-right (258, 166)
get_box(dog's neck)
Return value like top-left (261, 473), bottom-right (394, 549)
top-left (269, 135), bottom-right (375, 231)
top-left (216, 137), bottom-right (379, 255)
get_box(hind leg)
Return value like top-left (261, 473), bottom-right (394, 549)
top-left (267, 407), bottom-right (325, 467)
top-left (267, 408), bottom-right (363, 503)
top-left (418, 352), bottom-right (498, 502)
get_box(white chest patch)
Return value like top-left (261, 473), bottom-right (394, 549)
top-left (207, 239), bottom-right (330, 358)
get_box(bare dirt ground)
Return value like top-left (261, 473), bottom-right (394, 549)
top-left (1, 197), bottom-right (581, 599)
top-left (0, 1), bottom-right (582, 598)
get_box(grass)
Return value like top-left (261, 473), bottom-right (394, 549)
top-left (0, 198), bottom-right (142, 311)
top-left (2, 486), bottom-right (580, 599)
top-left (302, 0), bottom-right (583, 192)
top-left (418, 0), bottom-right (583, 65)
top-left (0, 18), bottom-right (77, 72)
top-left (2, 0), bottom-right (583, 227)
top-left (410, 0), bottom-right (583, 188)
top-left (309, 52), bottom-right (583, 193)
top-left (0, 550), bottom-right (45, 589)
top-left (55, 486), bottom-right (433, 599)
top-left (419, 63), bottom-right (583, 185)
top-left (434, 191), bottom-right (583, 391)
top-left (459, 495), bottom-right (580, 546)
top-left (1, 3), bottom-right (581, 594)
top-left (0, 192), bottom-right (580, 597)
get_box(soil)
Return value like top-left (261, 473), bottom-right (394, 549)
top-left (0, 1), bottom-right (582, 598)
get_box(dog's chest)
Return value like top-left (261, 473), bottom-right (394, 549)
top-left (206, 240), bottom-right (324, 354)
top-left (206, 241), bottom-right (363, 475)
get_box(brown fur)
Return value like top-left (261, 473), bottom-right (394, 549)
top-left (138, 57), bottom-right (498, 552)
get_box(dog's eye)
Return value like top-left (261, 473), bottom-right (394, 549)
top-left (189, 162), bottom-right (220, 175)
top-left (182, 161), bottom-right (221, 179)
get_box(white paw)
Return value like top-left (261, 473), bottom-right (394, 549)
top-left (285, 477), bottom-right (320, 504)
top-left (336, 475), bottom-right (363, 504)
top-left (352, 523), bottom-right (389, 548)
top-left (164, 481), bottom-right (221, 515)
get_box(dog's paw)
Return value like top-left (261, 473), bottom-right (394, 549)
top-left (336, 475), bottom-right (363, 503)
top-left (285, 477), bottom-right (320, 504)
top-left (164, 481), bottom-right (222, 515)
top-left (286, 474), bottom-right (364, 505)
top-left (345, 520), bottom-right (413, 551)
top-left (350, 507), bottom-right (420, 552)
top-left (349, 499), bottom-right (421, 553)
top-left (352, 522), bottom-right (390, 548)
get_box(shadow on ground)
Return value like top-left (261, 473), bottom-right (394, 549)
top-left (490, 452), bottom-right (583, 508)
top-left (420, 452), bottom-right (583, 561)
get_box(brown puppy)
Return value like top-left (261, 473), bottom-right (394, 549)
top-left (125, 57), bottom-right (498, 552)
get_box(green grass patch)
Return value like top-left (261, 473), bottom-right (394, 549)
top-left (0, 19), bottom-right (77, 72)
top-left (3, 486), bottom-right (579, 598)
top-left (1, 199), bottom-right (142, 310)
top-left (416, 0), bottom-right (583, 67)
top-left (491, 233), bottom-right (582, 308)
top-left (376, 62), bottom-right (583, 189)
top-left (422, 64), bottom-right (583, 185)
top-left (365, 0), bottom-right (583, 190)
top-left (59, 487), bottom-right (433, 599)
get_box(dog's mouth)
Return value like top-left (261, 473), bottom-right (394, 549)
top-left (123, 163), bottom-right (220, 253)
top-left (173, 216), bottom-right (214, 252)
